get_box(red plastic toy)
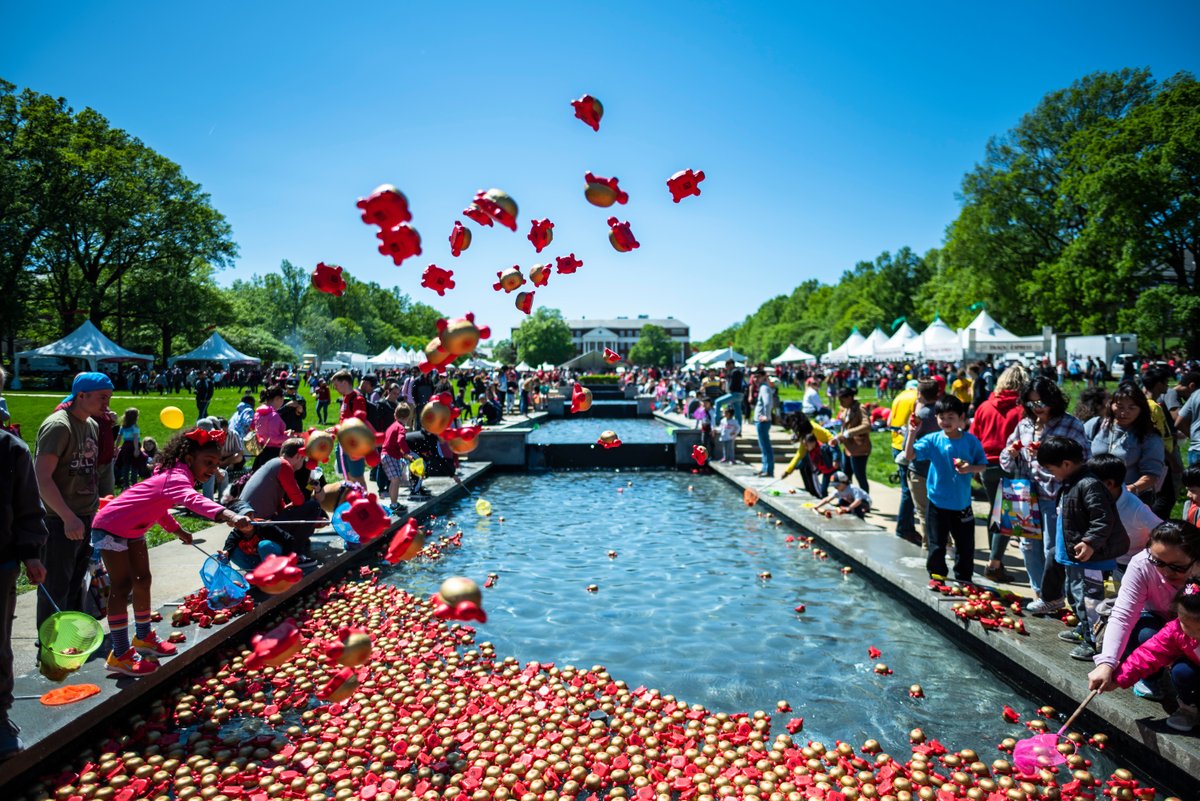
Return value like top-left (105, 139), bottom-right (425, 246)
top-left (384, 518), bottom-right (425, 564)
top-left (420, 264), bottom-right (456, 296)
top-left (244, 619), bottom-right (304, 670)
top-left (463, 203), bottom-right (493, 228)
top-left (441, 424), bottom-right (482, 455)
top-left (311, 262), bottom-right (347, 297)
top-left (603, 347), bottom-right (621, 364)
top-left (868, 646), bottom-right (882, 659)
top-left (493, 266), bottom-right (526, 293)
top-left (514, 291), bottom-right (535, 315)
top-left (419, 392), bottom-right (459, 436)
top-left (528, 263), bottom-right (552, 288)
top-left (1003, 705), bottom-right (1021, 723)
top-left (597, 431), bottom-right (622, 449)
top-left (607, 217), bottom-right (640, 252)
top-left (527, 218), bottom-right (554, 253)
top-left (246, 553), bottom-right (303, 595)
top-left (584, 172), bottom-right (629, 207)
top-left (448, 221), bottom-right (472, 257)
top-left (376, 223), bottom-right (423, 266)
top-left (356, 184), bottom-right (412, 229)
top-left (691, 445), bottom-right (708, 467)
top-left (555, 253), bottom-right (583, 275)
top-left (570, 94), bottom-right (604, 132)
top-left (419, 313), bottom-right (491, 374)
top-left (342, 492), bottom-right (390, 542)
top-left (317, 666), bottom-right (359, 703)
top-left (570, 382), bottom-right (593, 414)
top-left (431, 577), bottom-right (487, 623)
top-left (467, 189), bottom-right (518, 231)
top-left (325, 626), bottom-right (373, 667)
top-left (666, 169), bottom-right (706, 203)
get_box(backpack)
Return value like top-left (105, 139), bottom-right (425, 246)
top-left (365, 397), bottom-right (393, 433)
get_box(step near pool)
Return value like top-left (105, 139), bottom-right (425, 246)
top-left (526, 418), bottom-right (674, 445)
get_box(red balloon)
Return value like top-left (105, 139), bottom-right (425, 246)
top-left (666, 169), bottom-right (706, 203)
top-left (311, 262), bottom-right (347, 296)
top-left (420, 265), bottom-right (456, 296)
top-left (376, 223), bottom-right (423, 266)
top-left (570, 94), bottom-right (604, 132)
top-left (555, 253), bottom-right (584, 275)
top-left (448, 221), bottom-right (472, 257)
top-left (527, 218), bottom-right (554, 253)
top-left (607, 217), bottom-right (640, 253)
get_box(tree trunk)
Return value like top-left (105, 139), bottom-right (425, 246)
top-left (160, 325), bottom-right (173, 367)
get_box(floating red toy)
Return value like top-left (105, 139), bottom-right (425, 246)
top-left (244, 619), bottom-right (304, 670)
top-left (1003, 705), bottom-right (1021, 723)
top-left (384, 518), bottom-right (425, 564)
top-left (342, 493), bottom-right (390, 542)
top-left (448, 221), bottom-right (472, 257)
top-left (786, 718), bottom-right (804, 734)
top-left (570, 382), bottom-right (593, 414)
top-left (376, 223), bottom-right (422, 266)
top-left (528, 263), bottom-right (552, 288)
top-left (463, 203), bottom-right (493, 228)
top-left (527, 218), bottom-right (554, 253)
top-left (246, 553), bottom-right (303, 595)
top-left (311, 262), bottom-right (347, 297)
top-left (325, 626), bottom-right (373, 667)
top-left (431, 577), bottom-right (487, 623)
top-left (666, 169), bottom-right (706, 203)
top-left (555, 253), bottom-right (583, 275)
top-left (603, 347), bottom-right (621, 364)
top-left (570, 94), bottom-right (604, 132)
top-left (514, 291), bottom-right (535, 315)
top-left (868, 646), bottom-right (882, 659)
top-left (691, 445), bottom-right (708, 466)
top-left (607, 217), bottom-right (639, 252)
top-left (419, 313), bottom-right (491, 374)
top-left (597, 430), bottom-right (622, 449)
top-left (356, 184), bottom-right (412, 229)
top-left (420, 264), bottom-right (456, 296)
top-left (493, 266), bottom-right (526, 293)
top-left (466, 189), bottom-right (518, 231)
top-left (585, 172), bottom-right (629, 207)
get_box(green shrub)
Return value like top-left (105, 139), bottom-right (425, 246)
top-left (579, 374), bottom-right (619, 384)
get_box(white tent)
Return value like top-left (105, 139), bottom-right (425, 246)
top-left (959, 310), bottom-right (1046, 355)
top-left (875, 322), bottom-right (920, 360)
top-left (820, 329), bottom-right (866, 364)
top-left (368, 345), bottom-right (404, 368)
top-left (916, 318), bottom-right (963, 361)
top-left (770, 344), bottom-right (817, 364)
top-left (515, 361), bottom-right (533, 371)
top-left (14, 320), bottom-right (153, 387)
top-left (685, 349), bottom-right (716, 368)
top-left (702, 346), bottom-right (747, 366)
top-left (849, 327), bottom-right (890, 361)
top-left (169, 331), bottom-right (261, 367)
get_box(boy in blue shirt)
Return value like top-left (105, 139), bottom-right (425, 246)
top-left (904, 395), bottom-right (987, 582)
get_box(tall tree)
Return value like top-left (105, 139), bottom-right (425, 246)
top-left (628, 324), bottom-right (677, 367)
top-left (512, 308), bottom-right (575, 366)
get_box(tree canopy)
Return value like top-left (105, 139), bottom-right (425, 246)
top-left (512, 308), bottom-right (575, 366)
top-left (628, 324), bottom-right (677, 367)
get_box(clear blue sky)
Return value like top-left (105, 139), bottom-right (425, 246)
top-left (5, 2), bottom-right (1198, 342)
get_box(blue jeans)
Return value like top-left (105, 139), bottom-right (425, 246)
top-left (893, 449), bottom-right (917, 538)
top-left (756, 420), bottom-right (774, 475)
top-left (847, 453), bottom-right (870, 493)
top-left (1173, 661), bottom-right (1199, 706)
top-left (714, 393), bottom-right (744, 426)
top-left (1020, 496), bottom-right (1057, 597)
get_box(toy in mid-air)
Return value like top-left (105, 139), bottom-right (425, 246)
top-left (317, 666), bottom-right (359, 702)
top-left (555, 254), bottom-right (583, 275)
top-left (464, 188), bottom-right (518, 231)
top-left (335, 417), bottom-right (382, 467)
top-left (420, 392), bottom-right (459, 436)
top-left (419, 313), bottom-right (491, 374)
top-left (570, 94), bottom-right (604, 132)
top-left (385, 518), bottom-right (425, 564)
top-left (692, 445), bottom-right (709, 466)
top-left (341, 492), bottom-right (389, 542)
top-left (528, 263), bottom-right (552, 288)
top-left (246, 553), bottom-right (304, 595)
top-left (311, 262), bottom-right (348, 296)
top-left (570, 383), bottom-right (593, 414)
top-left (356, 184), bottom-right (412, 229)
top-left (303, 428), bottom-right (335, 469)
top-left (244, 619), bottom-right (304, 670)
top-left (603, 348), bottom-right (621, 364)
top-left (667, 169), bottom-right (706, 203)
top-left (514, 291), bottom-right (535, 315)
top-left (527, 218), bottom-right (554, 253)
top-left (325, 626), bottom-right (373, 667)
top-left (596, 431), bottom-right (622, 449)
top-left (442, 424), bottom-right (482, 455)
top-left (420, 264), bottom-right (456, 296)
top-left (376, 222), bottom-right (423, 266)
top-left (493, 266), bottom-right (526, 293)
top-left (448, 221), bottom-right (472, 257)
top-left (607, 217), bottom-right (640, 252)
top-left (431, 577), bottom-right (487, 623)
top-left (584, 172), bottom-right (629, 207)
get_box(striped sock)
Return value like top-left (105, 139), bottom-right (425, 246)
top-left (109, 613), bottom-right (130, 656)
top-left (134, 609), bottom-right (152, 640)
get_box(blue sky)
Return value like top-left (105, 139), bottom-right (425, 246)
top-left (5, 2), bottom-right (1198, 341)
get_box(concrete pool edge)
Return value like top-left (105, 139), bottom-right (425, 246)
top-left (0, 462), bottom-right (495, 790)
top-left (706, 459), bottom-right (1200, 794)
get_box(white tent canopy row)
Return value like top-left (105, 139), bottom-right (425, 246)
top-left (685, 347), bottom-right (748, 368)
top-left (169, 331), bottom-right (261, 367)
top-left (770, 344), bottom-right (817, 364)
top-left (960, 310), bottom-right (1046, 354)
top-left (875, 322), bottom-right (919, 360)
top-left (12, 320), bottom-right (153, 388)
top-left (848, 327), bottom-right (890, 361)
top-left (819, 329), bottom-right (866, 365)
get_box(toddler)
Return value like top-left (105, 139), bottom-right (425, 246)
top-left (716, 406), bottom-right (740, 463)
top-left (813, 471), bottom-right (871, 518)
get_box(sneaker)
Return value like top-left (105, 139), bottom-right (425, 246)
top-left (106, 647), bottom-right (159, 676)
top-left (1133, 678), bottom-right (1164, 701)
top-left (1057, 629), bottom-right (1084, 644)
top-left (296, 556), bottom-right (320, 571)
top-left (132, 632), bottom-right (177, 657)
top-left (388, 502), bottom-right (408, 515)
top-left (1166, 702), bottom-right (1198, 732)
top-left (0, 717), bottom-right (22, 761)
top-left (1069, 642), bottom-right (1097, 661)
top-left (984, 565), bottom-right (1014, 583)
top-left (1026, 598), bottom-right (1066, 616)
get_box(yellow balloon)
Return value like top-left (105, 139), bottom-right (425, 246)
top-left (475, 499), bottom-right (492, 517)
top-left (409, 457), bottom-right (425, 478)
top-left (160, 406), bottom-right (185, 430)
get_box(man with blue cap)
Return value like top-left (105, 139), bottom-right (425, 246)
top-left (33, 371), bottom-right (113, 631)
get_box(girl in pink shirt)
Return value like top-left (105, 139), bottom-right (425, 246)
top-left (90, 429), bottom-right (252, 677)
top-left (1114, 579), bottom-right (1200, 732)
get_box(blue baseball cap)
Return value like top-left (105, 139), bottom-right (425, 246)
top-left (63, 371), bottom-right (115, 404)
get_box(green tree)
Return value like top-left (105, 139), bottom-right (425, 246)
top-left (221, 325), bottom-right (296, 364)
top-left (628, 324), bottom-right (677, 367)
top-left (122, 258), bottom-right (232, 362)
top-left (512, 308), bottom-right (575, 366)
top-left (491, 339), bottom-right (518, 365)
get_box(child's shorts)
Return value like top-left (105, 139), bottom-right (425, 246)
top-left (91, 528), bottom-right (144, 552)
top-left (381, 453), bottom-right (409, 481)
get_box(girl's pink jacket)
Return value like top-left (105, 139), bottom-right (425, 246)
top-left (92, 464), bottom-right (226, 538)
top-left (1114, 618), bottom-right (1200, 688)
top-left (254, 404), bottom-right (288, 447)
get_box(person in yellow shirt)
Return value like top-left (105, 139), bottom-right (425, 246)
top-left (951, 369), bottom-right (973, 405)
top-left (889, 381), bottom-right (920, 542)
top-left (781, 414), bottom-right (834, 497)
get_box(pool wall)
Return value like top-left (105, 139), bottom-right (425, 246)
top-left (471, 412), bottom-right (703, 469)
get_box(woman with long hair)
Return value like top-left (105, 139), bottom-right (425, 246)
top-left (1086, 382), bottom-right (1166, 506)
top-left (832, 387), bottom-right (871, 492)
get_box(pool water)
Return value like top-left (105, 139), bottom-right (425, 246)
top-left (383, 471), bottom-right (1140, 775)
top-left (527, 417), bottom-right (674, 444)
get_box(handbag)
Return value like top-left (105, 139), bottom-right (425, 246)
top-left (989, 477), bottom-right (1041, 538)
top-left (242, 430), bottom-right (261, 456)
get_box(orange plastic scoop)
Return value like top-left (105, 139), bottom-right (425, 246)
top-left (40, 683), bottom-right (100, 705)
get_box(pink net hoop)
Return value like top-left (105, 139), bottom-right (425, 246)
top-left (1012, 732), bottom-right (1074, 773)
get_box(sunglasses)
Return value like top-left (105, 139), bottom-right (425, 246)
top-left (1025, 400), bottom-right (1048, 410)
top-left (1146, 551), bottom-right (1195, 575)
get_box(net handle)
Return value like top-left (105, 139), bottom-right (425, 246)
top-left (38, 583), bottom-right (62, 614)
top-left (1057, 689), bottom-right (1099, 736)
top-left (191, 543), bottom-right (214, 559)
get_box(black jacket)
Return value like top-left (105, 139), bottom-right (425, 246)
top-left (1057, 469), bottom-right (1129, 563)
top-left (0, 430), bottom-right (49, 562)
